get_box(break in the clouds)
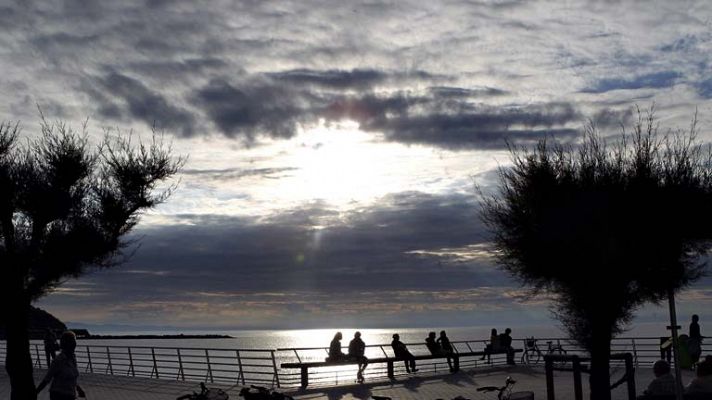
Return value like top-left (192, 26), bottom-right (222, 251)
top-left (5, 0), bottom-right (712, 329)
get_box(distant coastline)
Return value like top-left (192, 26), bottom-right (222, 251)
top-left (77, 334), bottom-right (233, 340)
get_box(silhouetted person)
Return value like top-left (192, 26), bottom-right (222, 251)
top-left (643, 360), bottom-right (676, 396)
top-left (498, 328), bottom-right (515, 365)
top-left (348, 331), bottom-right (368, 383)
top-left (37, 331), bottom-right (86, 400)
top-left (437, 330), bottom-right (454, 372)
top-left (328, 332), bottom-right (346, 362)
top-left (391, 334), bottom-right (417, 373)
top-left (686, 357), bottom-right (712, 394)
top-left (44, 328), bottom-right (58, 368)
top-left (425, 331), bottom-right (442, 355)
top-left (481, 328), bottom-right (499, 361)
top-left (689, 314), bottom-right (703, 364)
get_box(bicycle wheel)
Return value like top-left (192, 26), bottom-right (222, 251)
top-left (551, 347), bottom-right (567, 367)
top-left (520, 350), bottom-right (529, 364)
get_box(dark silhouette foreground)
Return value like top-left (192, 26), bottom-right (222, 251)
top-left (0, 119), bottom-right (182, 400)
top-left (481, 109), bottom-right (712, 400)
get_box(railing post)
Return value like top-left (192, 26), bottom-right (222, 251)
top-left (379, 345), bottom-right (388, 358)
top-left (86, 346), bottom-right (94, 373)
top-left (631, 338), bottom-right (638, 368)
top-left (152, 347), bottom-right (160, 379)
top-left (545, 356), bottom-right (555, 400)
top-left (34, 344), bottom-right (42, 368)
top-left (177, 348), bottom-right (185, 381)
top-left (572, 356), bottom-right (582, 400)
top-left (106, 347), bottom-right (113, 375)
top-left (128, 347), bottom-right (135, 377)
top-left (271, 350), bottom-right (280, 387)
top-left (236, 350), bottom-right (245, 385)
top-left (625, 353), bottom-right (636, 400)
top-left (205, 349), bottom-right (214, 383)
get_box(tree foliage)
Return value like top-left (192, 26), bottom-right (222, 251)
top-left (480, 109), bottom-right (712, 399)
top-left (0, 118), bottom-right (183, 399)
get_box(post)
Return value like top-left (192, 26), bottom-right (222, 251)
top-left (625, 353), bottom-right (636, 400)
top-left (236, 350), bottom-right (245, 385)
top-left (128, 347), bottom-right (135, 377)
top-left (668, 288), bottom-right (684, 400)
top-left (87, 346), bottom-right (94, 373)
top-left (205, 349), bottom-right (214, 383)
top-left (152, 347), bottom-right (160, 379)
top-left (300, 367), bottom-right (309, 388)
top-left (271, 350), bottom-right (281, 387)
top-left (177, 348), bottom-right (185, 381)
top-left (387, 361), bottom-right (395, 379)
top-left (34, 344), bottom-right (41, 368)
top-left (545, 356), bottom-right (555, 400)
top-left (572, 356), bottom-right (582, 400)
top-left (106, 346), bottom-right (113, 375)
top-left (631, 338), bottom-right (638, 368)
top-left (453, 355), bottom-right (460, 372)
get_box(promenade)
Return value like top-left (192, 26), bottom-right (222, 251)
top-left (0, 365), bottom-right (699, 400)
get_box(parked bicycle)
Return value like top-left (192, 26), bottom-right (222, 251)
top-left (239, 385), bottom-right (294, 400)
top-left (476, 376), bottom-right (534, 400)
top-left (176, 382), bottom-right (229, 400)
top-left (520, 337), bottom-right (567, 365)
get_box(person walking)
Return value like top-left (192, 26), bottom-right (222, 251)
top-left (43, 328), bottom-right (58, 368)
top-left (391, 334), bottom-right (417, 373)
top-left (37, 331), bottom-right (86, 400)
top-left (348, 331), bottom-right (368, 383)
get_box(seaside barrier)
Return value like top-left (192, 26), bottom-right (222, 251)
top-left (0, 336), bottom-right (709, 388)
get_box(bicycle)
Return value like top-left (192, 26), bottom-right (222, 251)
top-left (176, 382), bottom-right (229, 400)
top-left (520, 338), bottom-right (567, 365)
top-left (239, 385), bottom-right (294, 400)
top-left (476, 376), bottom-right (534, 400)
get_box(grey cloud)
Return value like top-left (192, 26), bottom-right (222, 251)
top-left (182, 166), bottom-right (298, 181)
top-left (73, 192), bottom-right (499, 301)
top-left (583, 71), bottom-right (682, 93)
top-left (267, 68), bottom-right (441, 89)
top-left (88, 72), bottom-right (197, 136)
top-left (696, 78), bottom-right (712, 99)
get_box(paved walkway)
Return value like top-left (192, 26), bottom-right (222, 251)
top-left (0, 365), bottom-right (699, 400)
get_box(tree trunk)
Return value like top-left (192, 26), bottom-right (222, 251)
top-left (5, 294), bottom-right (37, 400)
top-left (589, 331), bottom-right (612, 400)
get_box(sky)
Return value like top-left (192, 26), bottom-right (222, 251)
top-left (3, 0), bottom-right (712, 333)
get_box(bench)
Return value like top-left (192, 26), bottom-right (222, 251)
top-left (281, 349), bottom-right (522, 388)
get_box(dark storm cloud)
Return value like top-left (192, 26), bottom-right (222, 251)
top-left (583, 71), bottom-right (682, 93)
top-left (192, 72), bottom-right (581, 149)
top-left (87, 72), bottom-right (197, 136)
top-left (80, 191), bottom-right (501, 301)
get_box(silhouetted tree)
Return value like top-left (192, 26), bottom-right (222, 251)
top-left (481, 110), bottom-right (712, 400)
top-left (0, 118), bottom-right (183, 400)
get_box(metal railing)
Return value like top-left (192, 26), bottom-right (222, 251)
top-left (0, 336), bottom-right (709, 388)
top-left (0, 341), bottom-right (279, 386)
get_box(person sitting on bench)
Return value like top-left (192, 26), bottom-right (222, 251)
top-left (480, 328), bottom-right (500, 362)
top-left (498, 328), bottom-right (515, 365)
top-left (327, 332), bottom-right (347, 362)
top-left (348, 331), bottom-right (368, 383)
top-left (391, 333), bottom-right (417, 373)
top-left (643, 360), bottom-right (676, 397)
top-left (437, 330), bottom-right (455, 372)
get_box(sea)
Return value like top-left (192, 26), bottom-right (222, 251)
top-left (69, 322), bottom-right (673, 351)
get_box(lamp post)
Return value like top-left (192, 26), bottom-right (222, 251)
top-left (668, 288), bottom-right (684, 400)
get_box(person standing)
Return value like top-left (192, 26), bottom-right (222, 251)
top-left (437, 330), bottom-right (455, 372)
top-left (391, 334), bottom-right (417, 373)
top-left (348, 331), bottom-right (368, 383)
top-left (43, 328), bottom-right (58, 368)
top-left (689, 314), bottom-right (703, 364)
top-left (37, 331), bottom-right (86, 400)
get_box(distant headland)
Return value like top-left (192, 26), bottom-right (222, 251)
top-left (75, 333), bottom-right (233, 340)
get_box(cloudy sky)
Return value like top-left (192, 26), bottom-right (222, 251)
top-left (4, 0), bottom-right (712, 332)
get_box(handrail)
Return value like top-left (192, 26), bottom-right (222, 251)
top-left (1, 335), bottom-right (709, 389)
